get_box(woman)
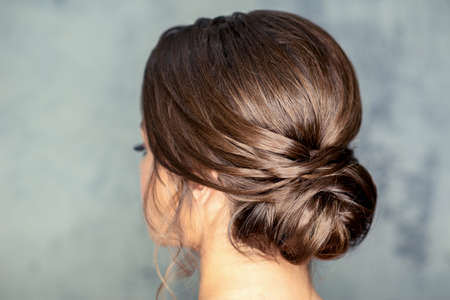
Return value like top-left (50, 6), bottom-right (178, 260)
top-left (134, 9), bottom-right (377, 300)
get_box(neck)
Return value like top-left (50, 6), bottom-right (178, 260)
top-left (197, 229), bottom-right (322, 300)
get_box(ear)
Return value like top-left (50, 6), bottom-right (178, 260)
top-left (191, 170), bottom-right (219, 206)
top-left (192, 184), bottom-right (213, 206)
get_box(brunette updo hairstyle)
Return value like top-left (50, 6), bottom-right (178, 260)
top-left (140, 9), bottom-right (377, 299)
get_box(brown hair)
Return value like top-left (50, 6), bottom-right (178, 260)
top-left (139, 9), bottom-right (377, 299)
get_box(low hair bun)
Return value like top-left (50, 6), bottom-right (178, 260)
top-left (274, 147), bottom-right (377, 263)
top-left (228, 144), bottom-right (377, 265)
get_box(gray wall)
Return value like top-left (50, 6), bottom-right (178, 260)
top-left (1, 0), bottom-right (449, 299)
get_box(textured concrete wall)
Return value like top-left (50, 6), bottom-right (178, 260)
top-left (1, 1), bottom-right (449, 299)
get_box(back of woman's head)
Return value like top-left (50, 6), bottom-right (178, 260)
top-left (140, 8), bottom-right (377, 291)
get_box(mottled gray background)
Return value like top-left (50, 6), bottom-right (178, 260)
top-left (1, 0), bottom-right (449, 299)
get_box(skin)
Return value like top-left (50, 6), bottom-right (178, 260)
top-left (139, 127), bottom-right (324, 300)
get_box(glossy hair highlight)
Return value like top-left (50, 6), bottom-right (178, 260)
top-left (139, 9), bottom-right (377, 300)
